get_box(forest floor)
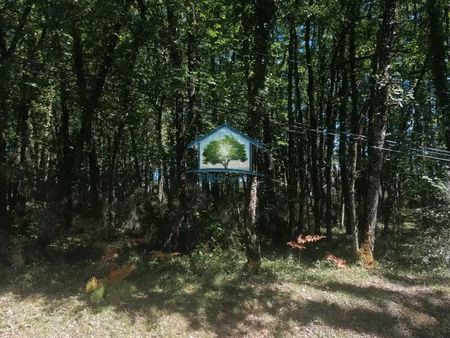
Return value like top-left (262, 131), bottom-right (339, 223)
top-left (0, 247), bottom-right (449, 338)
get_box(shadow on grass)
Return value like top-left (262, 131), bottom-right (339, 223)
top-left (312, 280), bottom-right (449, 338)
top-left (381, 271), bottom-right (450, 287)
top-left (1, 256), bottom-right (449, 338)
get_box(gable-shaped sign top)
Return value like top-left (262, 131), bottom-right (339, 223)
top-left (187, 123), bottom-right (264, 174)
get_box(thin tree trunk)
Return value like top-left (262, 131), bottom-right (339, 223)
top-left (130, 131), bottom-right (141, 185)
top-left (155, 96), bottom-right (166, 202)
top-left (348, 0), bottom-right (361, 255)
top-left (187, 2), bottom-right (200, 140)
top-left (88, 135), bottom-right (101, 216)
top-left (287, 20), bottom-right (297, 239)
top-left (11, 73), bottom-right (32, 209)
top-left (166, 1), bottom-right (186, 250)
top-left (106, 3), bottom-right (146, 234)
top-left (305, 5), bottom-right (321, 234)
top-left (426, 0), bottom-right (450, 150)
top-left (58, 73), bottom-right (73, 231)
top-left (324, 31), bottom-right (345, 239)
top-left (0, 3), bottom-right (33, 231)
top-left (339, 127), bottom-right (352, 233)
top-left (294, 24), bottom-right (306, 235)
top-left (243, 174), bottom-right (260, 265)
top-left (12, 26), bottom-right (47, 207)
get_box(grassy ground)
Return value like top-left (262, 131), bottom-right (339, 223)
top-left (0, 248), bottom-right (449, 338)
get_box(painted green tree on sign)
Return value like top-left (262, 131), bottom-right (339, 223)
top-left (202, 135), bottom-right (247, 169)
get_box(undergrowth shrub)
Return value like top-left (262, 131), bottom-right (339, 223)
top-left (192, 245), bottom-right (242, 274)
top-left (383, 174), bottom-right (450, 273)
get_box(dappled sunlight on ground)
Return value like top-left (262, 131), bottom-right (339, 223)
top-left (0, 258), bottom-right (449, 338)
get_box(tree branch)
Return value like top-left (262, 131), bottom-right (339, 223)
top-left (90, 0), bottom-right (132, 107)
top-left (71, 27), bottom-right (88, 109)
top-left (0, 29), bottom-right (7, 57)
top-left (6, 3), bottom-right (33, 57)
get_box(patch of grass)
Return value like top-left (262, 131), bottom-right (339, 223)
top-left (1, 249), bottom-right (449, 338)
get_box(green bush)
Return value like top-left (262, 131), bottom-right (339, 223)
top-left (383, 175), bottom-right (450, 273)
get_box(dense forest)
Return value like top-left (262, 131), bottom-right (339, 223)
top-left (0, 0), bottom-right (449, 268)
top-left (1, 0), bottom-right (450, 336)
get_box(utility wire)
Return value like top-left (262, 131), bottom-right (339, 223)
top-left (286, 120), bottom-right (450, 157)
top-left (274, 121), bottom-right (450, 161)
top-left (277, 120), bottom-right (450, 163)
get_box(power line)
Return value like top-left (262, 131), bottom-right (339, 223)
top-left (273, 117), bottom-right (450, 161)
top-left (372, 147), bottom-right (450, 163)
top-left (287, 120), bottom-right (450, 157)
top-left (278, 121), bottom-right (450, 163)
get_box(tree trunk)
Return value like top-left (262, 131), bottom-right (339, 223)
top-left (57, 73), bottom-right (73, 231)
top-left (0, 95), bottom-right (8, 228)
top-left (187, 2), bottom-right (200, 140)
top-left (88, 136), bottom-right (101, 217)
top-left (11, 73), bottom-right (31, 210)
top-left (287, 20), bottom-right (298, 240)
top-left (167, 1), bottom-right (186, 250)
top-left (186, 0), bottom-right (201, 211)
top-left (242, 0), bottom-right (275, 267)
top-left (305, 5), bottom-right (321, 234)
top-left (426, 0), bottom-right (450, 150)
top-left (106, 5), bottom-right (146, 235)
top-left (66, 1), bottom-right (131, 230)
top-left (294, 23), bottom-right (306, 235)
top-left (324, 30), bottom-right (345, 239)
top-left (348, 0), bottom-right (361, 255)
top-left (243, 174), bottom-right (260, 266)
top-left (0, 4), bottom-right (33, 232)
top-left (359, 0), bottom-right (397, 265)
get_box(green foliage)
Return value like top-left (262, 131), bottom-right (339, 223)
top-left (382, 226), bottom-right (450, 273)
top-left (415, 175), bottom-right (450, 227)
top-left (202, 135), bottom-right (247, 168)
top-left (381, 175), bottom-right (450, 273)
top-left (90, 283), bottom-right (106, 302)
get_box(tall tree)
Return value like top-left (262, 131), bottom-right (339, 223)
top-left (359, 0), bottom-right (397, 263)
top-left (324, 26), bottom-right (346, 239)
top-left (426, 0), bottom-right (450, 151)
top-left (293, 21), bottom-right (306, 235)
top-left (66, 0), bottom-right (132, 230)
top-left (243, 0), bottom-right (276, 267)
top-left (166, 0), bottom-right (188, 250)
top-left (305, 0), bottom-right (322, 234)
top-left (106, 0), bottom-right (149, 233)
top-left (287, 18), bottom-right (298, 239)
top-left (347, 0), bottom-right (361, 255)
top-left (0, 2), bottom-right (33, 229)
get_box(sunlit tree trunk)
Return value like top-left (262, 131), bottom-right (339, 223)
top-left (294, 24), bottom-right (306, 235)
top-left (359, 0), bottom-right (397, 264)
top-left (324, 29), bottom-right (345, 239)
top-left (348, 0), bottom-right (361, 255)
